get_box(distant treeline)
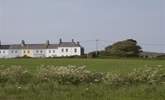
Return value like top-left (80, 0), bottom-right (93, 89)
top-left (87, 39), bottom-right (165, 59)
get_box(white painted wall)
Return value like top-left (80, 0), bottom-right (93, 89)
top-left (0, 50), bottom-right (9, 58)
top-left (57, 47), bottom-right (81, 57)
top-left (46, 47), bottom-right (81, 57)
top-left (0, 47), bottom-right (82, 58)
top-left (8, 49), bottom-right (22, 58)
top-left (32, 49), bottom-right (46, 58)
top-left (46, 49), bottom-right (58, 57)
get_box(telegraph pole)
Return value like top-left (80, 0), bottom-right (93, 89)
top-left (96, 39), bottom-right (99, 56)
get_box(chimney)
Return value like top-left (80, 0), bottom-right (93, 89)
top-left (21, 40), bottom-right (25, 47)
top-left (59, 38), bottom-right (62, 44)
top-left (72, 39), bottom-right (74, 43)
top-left (46, 40), bottom-right (50, 46)
top-left (77, 41), bottom-right (80, 45)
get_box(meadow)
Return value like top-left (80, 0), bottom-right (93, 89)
top-left (0, 58), bottom-right (165, 100)
top-left (0, 58), bottom-right (165, 73)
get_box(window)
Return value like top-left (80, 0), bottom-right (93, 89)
top-left (11, 51), bottom-right (14, 53)
top-left (66, 49), bottom-right (68, 52)
top-left (15, 51), bottom-right (17, 53)
top-left (74, 49), bottom-right (77, 53)
top-left (49, 50), bottom-right (51, 53)
top-left (0, 51), bottom-right (1, 53)
top-left (36, 50), bottom-right (39, 53)
top-left (28, 51), bottom-right (30, 53)
top-left (53, 50), bottom-right (55, 53)
top-left (3, 51), bottom-right (5, 53)
top-left (40, 50), bottom-right (43, 53)
top-left (24, 51), bottom-right (26, 53)
top-left (61, 49), bottom-right (64, 52)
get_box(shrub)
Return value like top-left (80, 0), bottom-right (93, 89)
top-left (37, 65), bottom-right (105, 85)
top-left (106, 66), bottom-right (165, 86)
top-left (0, 66), bottom-right (32, 84)
top-left (0, 65), bottom-right (164, 86)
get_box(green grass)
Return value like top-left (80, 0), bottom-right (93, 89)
top-left (0, 58), bottom-right (165, 73)
top-left (0, 58), bottom-right (165, 100)
top-left (0, 83), bottom-right (164, 100)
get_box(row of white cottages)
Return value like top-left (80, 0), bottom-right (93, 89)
top-left (0, 39), bottom-right (84, 58)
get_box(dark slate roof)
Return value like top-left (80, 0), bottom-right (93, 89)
top-left (59, 42), bottom-right (80, 47)
top-left (9, 45), bottom-right (22, 49)
top-left (47, 44), bottom-right (58, 49)
top-left (0, 42), bottom-right (81, 49)
top-left (0, 45), bottom-right (10, 49)
top-left (0, 44), bottom-right (47, 49)
top-left (24, 44), bottom-right (47, 49)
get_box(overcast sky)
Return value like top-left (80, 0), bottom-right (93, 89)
top-left (0, 0), bottom-right (164, 52)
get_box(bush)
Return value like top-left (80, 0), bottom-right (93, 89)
top-left (37, 65), bottom-right (105, 85)
top-left (0, 65), bottom-right (164, 86)
top-left (105, 39), bottom-right (142, 57)
top-left (0, 66), bottom-right (32, 84)
top-left (106, 66), bottom-right (165, 86)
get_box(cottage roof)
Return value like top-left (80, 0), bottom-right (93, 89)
top-left (47, 44), bottom-right (58, 49)
top-left (59, 42), bottom-right (80, 47)
top-left (0, 45), bottom-right (10, 49)
top-left (24, 44), bottom-right (47, 49)
top-left (9, 45), bottom-right (22, 49)
top-left (0, 42), bottom-right (81, 49)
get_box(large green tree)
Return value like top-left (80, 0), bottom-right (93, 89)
top-left (106, 39), bottom-right (142, 57)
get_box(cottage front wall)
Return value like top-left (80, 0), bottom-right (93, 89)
top-left (0, 49), bottom-right (9, 58)
top-left (45, 49), bottom-right (58, 57)
top-left (8, 49), bottom-right (22, 58)
top-left (32, 49), bottom-right (46, 58)
top-left (21, 49), bottom-right (33, 57)
top-left (57, 47), bottom-right (81, 57)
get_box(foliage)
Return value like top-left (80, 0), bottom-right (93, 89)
top-left (0, 83), bottom-right (165, 100)
top-left (16, 55), bottom-right (32, 58)
top-left (0, 66), bottom-right (32, 84)
top-left (0, 65), bottom-right (104, 85)
top-left (87, 51), bottom-right (98, 58)
top-left (0, 65), bottom-right (164, 86)
top-left (106, 66), bottom-right (165, 86)
top-left (106, 39), bottom-right (142, 57)
top-left (37, 65), bottom-right (105, 85)
top-left (0, 65), bottom-right (164, 100)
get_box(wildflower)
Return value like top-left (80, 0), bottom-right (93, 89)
top-left (157, 65), bottom-right (163, 67)
top-left (85, 88), bottom-right (89, 91)
top-left (17, 86), bottom-right (22, 89)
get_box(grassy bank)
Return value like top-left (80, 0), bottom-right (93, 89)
top-left (0, 58), bottom-right (164, 100)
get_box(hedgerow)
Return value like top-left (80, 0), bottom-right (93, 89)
top-left (0, 65), bottom-right (164, 86)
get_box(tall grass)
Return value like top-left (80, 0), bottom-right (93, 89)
top-left (0, 65), bottom-right (164, 85)
top-left (0, 65), bottom-right (164, 100)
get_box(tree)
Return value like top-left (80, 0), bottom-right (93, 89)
top-left (106, 39), bottom-right (142, 57)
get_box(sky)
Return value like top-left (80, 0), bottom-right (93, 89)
top-left (0, 0), bottom-right (164, 52)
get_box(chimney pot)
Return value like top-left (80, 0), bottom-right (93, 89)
top-left (46, 40), bottom-right (50, 45)
top-left (21, 40), bottom-right (25, 47)
top-left (59, 38), bottom-right (62, 44)
top-left (77, 41), bottom-right (80, 45)
top-left (72, 39), bottom-right (74, 43)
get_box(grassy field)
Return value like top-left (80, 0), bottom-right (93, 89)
top-left (0, 58), bottom-right (165, 100)
top-left (0, 58), bottom-right (165, 73)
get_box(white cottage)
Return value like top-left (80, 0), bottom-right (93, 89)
top-left (0, 39), bottom-right (84, 58)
